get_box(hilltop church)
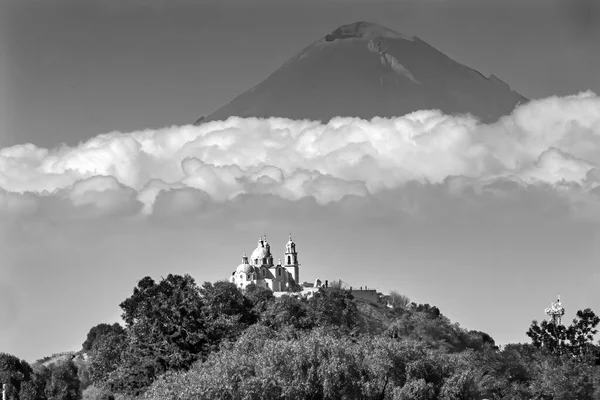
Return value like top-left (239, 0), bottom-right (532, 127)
top-left (229, 234), bottom-right (381, 302)
top-left (230, 234), bottom-right (300, 292)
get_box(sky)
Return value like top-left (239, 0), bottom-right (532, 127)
top-left (1, 0), bottom-right (600, 362)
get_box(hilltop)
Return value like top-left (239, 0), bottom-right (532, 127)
top-left (196, 21), bottom-right (526, 125)
top-left (5, 276), bottom-right (598, 400)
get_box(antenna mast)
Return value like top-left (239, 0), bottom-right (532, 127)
top-left (545, 294), bottom-right (565, 325)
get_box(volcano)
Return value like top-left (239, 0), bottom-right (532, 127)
top-left (196, 21), bottom-right (527, 125)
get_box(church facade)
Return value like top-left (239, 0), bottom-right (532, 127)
top-left (230, 234), bottom-right (300, 292)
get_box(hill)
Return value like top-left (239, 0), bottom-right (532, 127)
top-left (197, 21), bottom-right (527, 125)
top-left (3, 276), bottom-right (599, 400)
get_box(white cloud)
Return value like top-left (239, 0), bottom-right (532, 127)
top-left (58, 175), bottom-right (143, 219)
top-left (137, 179), bottom-right (187, 215)
top-left (181, 157), bottom-right (245, 201)
top-left (0, 92), bottom-right (599, 220)
top-left (523, 147), bottom-right (596, 184)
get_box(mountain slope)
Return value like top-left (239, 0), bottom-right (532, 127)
top-left (196, 21), bottom-right (527, 125)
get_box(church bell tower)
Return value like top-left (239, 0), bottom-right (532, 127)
top-left (284, 234), bottom-right (300, 284)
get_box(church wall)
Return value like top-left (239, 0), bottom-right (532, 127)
top-left (232, 274), bottom-right (294, 293)
top-left (262, 278), bottom-right (275, 291)
top-left (285, 266), bottom-right (299, 284)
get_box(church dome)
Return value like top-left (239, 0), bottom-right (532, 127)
top-left (236, 263), bottom-right (255, 274)
top-left (250, 235), bottom-right (271, 262)
top-left (250, 246), bottom-right (269, 261)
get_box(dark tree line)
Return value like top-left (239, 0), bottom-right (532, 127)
top-left (0, 354), bottom-right (80, 400)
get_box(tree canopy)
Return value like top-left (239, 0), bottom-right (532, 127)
top-left (526, 307), bottom-right (600, 362)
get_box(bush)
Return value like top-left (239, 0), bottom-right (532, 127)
top-left (82, 386), bottom-right (114, 400)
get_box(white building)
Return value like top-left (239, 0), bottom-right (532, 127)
top-left (230, 234), bottom-right (300, 292)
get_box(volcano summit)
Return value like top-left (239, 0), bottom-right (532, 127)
top-left (196, 21), bottom-right (527, 124)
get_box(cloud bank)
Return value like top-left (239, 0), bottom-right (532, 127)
top-left (1, 92), bottom-right (599, 223)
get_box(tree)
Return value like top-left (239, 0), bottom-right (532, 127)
top-left (18, 382), bottom-right (37, 400)
top-left (82, 324), bottom-right (125, 352)
top-left (20, 365), bottom-right (51, 400)
top-left (526, 308), bottom-right (599, 361)
top-left (88, 329), bottom-right (127, 386)
top-left (199, 280), bottom-right (255, 351)
top-left (411, 303), bottom-right (441, 319)
top-left (388, 291), bottom-right (411, 310)
top-left (145, 329), bottom-right (430, 400)
top-left (529, 355), bottom-right (599, 400)
top-left (308, 287), bottom-right (358, 333)
top-left (260, 294), bottom-right (315, 333)
top-left (0, 353), bottom-right (33, 400)
top-left (81, 386), bottom-right (114, 400)
top-left (76, 364), bottom-right (91, 392)
top-left (393, 379), bottom-right (435, 400)
top-left (120, 274), bottom-right (208, 369)
top-left (526, 319), bottom-right (569, 355)
top-left (438, 370), bottom-right (480, 400)
top-left (106, 274), bottom-right (208, 396)
top-left (119, 276), bottom-right (159, 327)
top-left (464, 330), bottom-right (497, 352)
top-left (44, 361), bottom-right (81, 400)
top-left (566, 308), bottom-right (600, 360)
top-left (243, 283), bottom-right (274, 315)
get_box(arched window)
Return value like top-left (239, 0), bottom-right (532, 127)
top-left (278, 268), bottom-right (281, 276)
top-left (255, 258), bottom-right (259, 265)
top-left (287, 256), bottom-right (291, 264)
top-left (247, 274), bottom-right (250, 280)
top-left (266, 282), bottom-right (269, 289)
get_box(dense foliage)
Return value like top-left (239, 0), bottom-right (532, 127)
top-left (527, 308), bottom-right (600, 362)
top-left (144, 327), bottom-right (484, 400)
top-left (82, 324), bottom-right (125, 353)
top-left (0, 356), bottom-right (80, 400)
top-left (3, 274), bottom-right (599, 400)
